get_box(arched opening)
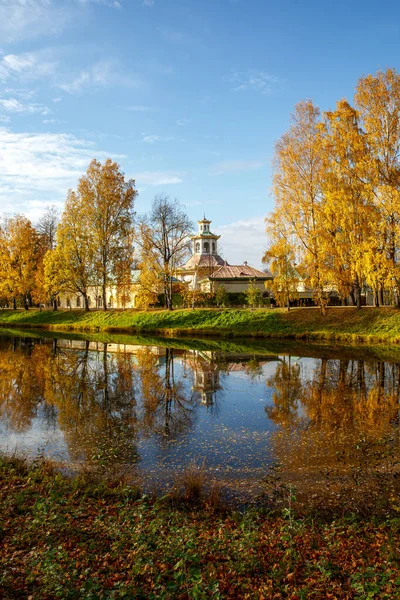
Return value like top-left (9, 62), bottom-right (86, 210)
top-left (204, 242), bottom-right (209, 254)
top-left (108, 296), bottom-right (113, 308)
top-left (212, 242), bottom-right (216, 253)
top-left (195, 242), bottom-right (200, 253)
top-left (76, 296), bottom-right (81, 308)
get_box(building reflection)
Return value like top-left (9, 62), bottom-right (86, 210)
top-left (2, 335), bottom-right (399, 485)
top-left (183, 351), bottom-right (222, 406)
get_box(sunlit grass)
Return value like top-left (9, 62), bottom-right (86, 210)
top-left (1, 306), bottom-right (400, 344)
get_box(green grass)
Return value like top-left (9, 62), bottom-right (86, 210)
top-left (1, 456), bottom-right (400, 599)
top-left (3, 324), bottom-right (400, 364)
top-left (2, 306), bottom-right (400, 345)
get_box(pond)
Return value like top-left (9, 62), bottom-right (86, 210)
top-left (1, 331), bottom-right (400, 506)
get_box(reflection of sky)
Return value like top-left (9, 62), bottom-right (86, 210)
top-left (2, 335), bottom-right (399, 488)
top-left (137, 361), bottom-right (278, 480)
top-left (0, 403), bottom-right (69, 461)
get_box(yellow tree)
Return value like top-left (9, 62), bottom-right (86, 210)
top-left (272, 100), bottom-right (327, 310)
top-left (0, 215), bottom-right (39, 309)
top-left (355, 68), bottom-right (400, 306)
top-left (320, 99), bottom-right (377, 308)
top-left (78, 159), bottom-right (137, 310)
top-left (263, 230), bottom-right (299, 310)
top-left (44, 190), bottom-right (95, 310)
top-left (135, 228), bottom-right (159, 310)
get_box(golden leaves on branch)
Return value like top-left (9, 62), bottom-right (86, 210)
top-left (266, 68), bottom-right (400, 310)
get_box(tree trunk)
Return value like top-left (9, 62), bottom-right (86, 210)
top-left (394, 286), bottom-right (400, 309)
top-left (374, 289), bottom-right (379, 307)
top-left (165, 274), bottom-right (172, 311)
top-left (379, 286), bottom-right (385, 307)
top-left (83, 292), bottom-right (90, 311)
top-left (102, 277), bottom-right (108, 311)
top-left (53, 297), bottom-right (58, 311)
top-left (13, 297), bottom-right (16, 310)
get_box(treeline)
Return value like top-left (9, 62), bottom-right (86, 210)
top-left (264, 68), bottom-right (400, 310)
top-left (0, 159), bottom-right (137, 310)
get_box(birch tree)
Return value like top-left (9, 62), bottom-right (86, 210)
top-left (271, 100), bottom-right (327, 311)
top-left (135, 195), bottom-right (193, 310)
top-left (78, 159), bottom-right (137, 310)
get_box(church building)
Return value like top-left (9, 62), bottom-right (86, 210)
top-left (176, 216), bottom-right (271, 293)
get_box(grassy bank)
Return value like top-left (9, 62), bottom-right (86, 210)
top-left (2, 306), bottom-right (400, 344)
top-left (1, 456), bottom-right (400, 599)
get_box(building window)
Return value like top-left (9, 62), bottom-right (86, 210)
top-left (108, 296), bottom-right (113, 308)
top-left (76, 296), bottom-right (81, 308)
top-left (204, 242), bottom-right (209, 253)
top-left (195, 242), bottom-right (200, 253)
top-left (212, 242), bottom-right (216, 253)
top-left (97, 296), bottom-right (103, 308)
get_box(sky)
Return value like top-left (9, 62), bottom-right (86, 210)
top-left (0, 0), bottom-right (399, 267)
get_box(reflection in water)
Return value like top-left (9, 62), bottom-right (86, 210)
top-left (0, 335), bottom-right (399, 496)
top-left (266, 356), bottom-right (400, 510)
top-left (136, 347), bottom-right (196, 440)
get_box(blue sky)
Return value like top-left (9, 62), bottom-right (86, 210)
top-left (0, 0), bottom-right (399, 266)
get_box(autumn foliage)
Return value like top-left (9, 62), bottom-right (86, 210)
top-left (265, 68), bottom-right (400, 310)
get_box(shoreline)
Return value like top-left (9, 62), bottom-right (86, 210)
top-left (0, 306), bottom-right (400, 345)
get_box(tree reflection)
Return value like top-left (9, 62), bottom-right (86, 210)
top-left (44, 341), bottom-right (138, 466)
top-left (136, 347), bottom-right (196, 440)
top-left (266, 357), bottom-right (303, 428)
top-left (267, 356), bottom-right (400, 475)
top-left (0, 340), bottom-right (47, 432)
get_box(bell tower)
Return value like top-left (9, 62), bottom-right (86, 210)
top-left (191, 216), bottom-right (220, 256)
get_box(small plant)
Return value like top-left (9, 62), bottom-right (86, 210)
top-left (170, 461), bottom-right (207, 503)
top-left (215, 285), bottom-right (229, 308)
top-left (245, 280), bottom-right (263, 308)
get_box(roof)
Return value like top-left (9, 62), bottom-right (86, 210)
top-left (210, 264), bottom-right (272, 280)
top-left (180, 254), bottom-right (228, 270)
top-left (190, 231), bottom-right (220, 239)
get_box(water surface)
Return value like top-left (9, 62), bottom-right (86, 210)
top-left (1, 333), bottom-right (399, 499)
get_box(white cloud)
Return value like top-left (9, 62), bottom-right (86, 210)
top-left (57, 60), bottom-right (142, 94)
top-left (143, 0), bottom-right (154, 5)
top-left (176, 118), bottom-right (190, 126)
top-left (0, 127), bottom-right (125, 220)
top-left (135, 171), bottom-right (183, 185)
top-left (0, 0), bottom-right (122, 45)
top-left (214, 216), bottom-right (267, 268)
top-left (209, 159), bottom-right (263, 176)
top-left (0, 51), bottom-right (56, 82)
top-left (0, 0), bottom-right (71, 44)
top-left (0, 115), bottom-right (10, 123)
top-left (0, 98), bottom-right (50, 115)
top-left (225, 70), bottom-right (281, 95)
top-left (77, 0), bottom-right (122, 6)
top-left (141, 133), bottom-right (174, 144)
